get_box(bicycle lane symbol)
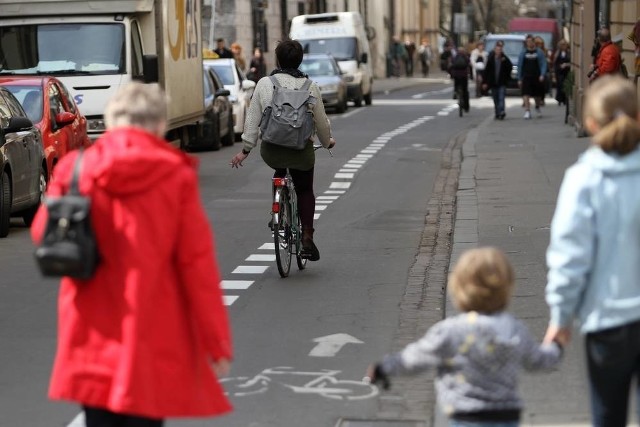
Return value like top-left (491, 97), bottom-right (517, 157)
top-left (219, 366), bottom-right (379, 401)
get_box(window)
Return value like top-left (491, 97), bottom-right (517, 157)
top-left (131, 21), bottom-right (144, 79)
top-left (4, 85), bottom-right (43, 122)
top-left (211, 64), bottom-right (234, 85)
top-left (48, 83), bottom-right (65, 127)
top-left (0, 93), bottom-right (12, 128)
top-left (57, 82), bottom-right (77, 114)
top-left (203, 73), bottom-right (212, 98)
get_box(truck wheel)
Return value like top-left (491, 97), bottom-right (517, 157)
top-left (221, 114), bottom-right (234, 147)
top-left (0, 171), bottom-right (11, 238)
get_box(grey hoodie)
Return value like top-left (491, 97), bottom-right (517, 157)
top-left (381, 311), bottom-right (561, 416)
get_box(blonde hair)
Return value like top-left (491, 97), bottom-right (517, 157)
top-left (585, 75), bottom-right (640, 155)
top-left (448, 247), bottom-right (514, 313)
top-left (104, 82), bottom-right (167, 133)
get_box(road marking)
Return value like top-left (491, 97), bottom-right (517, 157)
top-left (246, 254), bottom-right (276, 262)
top-left (309, 333), bottom-right (364, 357)
top-left (224, 295), bottom-right (239, 305)
top-left (314, 213), bottom-right (321, 220)
top-left (66, 413), bottom-right (84, 427)
top-left (373, 99), bottom-right (455, 106)
top-left (348, 159), bottom-right (367, 164)
top-left (324, 190), bottom-right (346, 194)
top-left (334, 173), bottom-right (355, 179)
top-left (315, 205), bottom-right (328, 211)
top-left (317, 195), bottom-right (340, 200)
top-left (336, 108), bottom-right (364, 119)
top-left (355, 154), bottom-right (373, 158)
top-left (222, 280), bottom-right (254, 290)
top-left (339, 169), bottom-right (358, 173)
top-left (360, 150), bottom-right (378, 154)
top-left (258, 243), bottom-right (275, 250)
top-left (438, 111), bottom-right (449, 116)
top-left (344, 163), bottom-right (362, 169)
top-left (330, 182), bottom-right (351, 189)
top-left (232, 265), bottom-right (269, 274)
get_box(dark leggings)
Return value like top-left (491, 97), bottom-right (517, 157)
top-left (83, 406), bottom-right (164, 427)
top-left (274, 168), bottom-right (315, 230)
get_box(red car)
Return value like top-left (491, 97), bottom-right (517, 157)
top-left (0, 76), bottom-right (90, 180)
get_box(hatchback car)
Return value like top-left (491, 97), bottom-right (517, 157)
top-left (300, 54), bottom-right (348, 113)
top-left (0, 86), bottom-right (46, 237)
top-left (203, 58), bottom-right (256, 139)
top-left (202, 67), bottom-right (233, 150)
top-left (484, 34), bottom-right (526, 93)
top-left (0, 76), bottom-right (90, 180)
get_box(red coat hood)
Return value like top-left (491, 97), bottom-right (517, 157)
top-left (88, 127), bottom-right (197, 196)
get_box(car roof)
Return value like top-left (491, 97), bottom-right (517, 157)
top-left (0, 76), bottom-right (48, 86)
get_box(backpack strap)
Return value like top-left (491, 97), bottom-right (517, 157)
top-left (69, 150), bottom-right (84, 196)
top-left (269, 75), bottom-right (282, 88)
top-left (300, 78), bottom-right (313, 92)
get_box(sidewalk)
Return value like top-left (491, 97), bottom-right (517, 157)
top-left (372, 71), bottom-right (451, 95)
top-left (444, 101), bottom-right (593, 426)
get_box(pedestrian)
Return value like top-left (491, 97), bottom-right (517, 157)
top-left (368, 247), bottom-right (564, 427)
top-left (31, 82), bottom-right (233, 427)
top-left (517, 34), bottom-right (547, 119)
top-left (229, 40), bottom-right (336, 261)
top-left (214, 38), bottom-right (233, 59)
top-left (544, 76), bottom-right (640, 427)
top-left (418, 38), bottom-right (432, 77)
top-left (483, 40), bottom-right (513, 120)
top-left (470, 41), bottom-right (488, 97)
top-left (230, 42), bottom-right (246, 72)
top-left (448, 46), bottom-right (471, 112)
top-left (404, 37), bottom-right (416, 77)
top-left (389, 36), bottom-right (407, 77)
top-left (534, 36), bottom-right (552, 104)
top-left (588, 28), bottom-right (621, 82)
top-left (553, 39), bottom-right (571, 105)
top-left (248, 47), bottom-right (267, 83)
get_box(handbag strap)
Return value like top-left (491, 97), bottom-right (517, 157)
top-left (69, 150), bottom-right (84, 196)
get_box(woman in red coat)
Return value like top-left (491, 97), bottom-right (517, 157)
top-left (31, 82), bottom-right (233, 427)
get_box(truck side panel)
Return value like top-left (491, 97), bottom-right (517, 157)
top-left (0, 0), bottom-right (154, 16)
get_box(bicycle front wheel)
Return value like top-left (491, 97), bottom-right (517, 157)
top-left (273, 188), bottom-right (292, 277)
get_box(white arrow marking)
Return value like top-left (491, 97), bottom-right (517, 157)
top-left (309, 333), bottom-right (364, 357)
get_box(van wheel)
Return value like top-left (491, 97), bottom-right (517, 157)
top-left (0, 171), bottom-right (11, 238)
top-left (353, 86), bottom-right (363, 107)
top-left (23, 167), bottom-right (46, 226)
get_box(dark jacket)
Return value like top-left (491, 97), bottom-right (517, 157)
top-left (484, 51), bottom-right (513, 87)
top-left (448, 53), bottom-right (472, 79)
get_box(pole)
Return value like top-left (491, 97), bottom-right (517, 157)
top-left (209, 0), bottom-right (216, 50)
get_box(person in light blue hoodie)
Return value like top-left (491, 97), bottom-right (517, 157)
top-left (544, 75), bottom-right (640, 427)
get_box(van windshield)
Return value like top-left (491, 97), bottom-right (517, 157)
top-left (485, 39), bottom-right (525, 64)
top-left (510, 32), bottom-right (552, 49)
top-left (0, 23), bottom-right (125, 75)
top-left (299, 38), bottom-right (357, 62)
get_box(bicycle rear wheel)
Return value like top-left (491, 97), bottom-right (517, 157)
top-left (273, 188), bottom-right (292, 277)
top-left (295, 212), bottom-right (307, 270)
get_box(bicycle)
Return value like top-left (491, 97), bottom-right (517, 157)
top-left (271, 145), bottom-right (332, 278)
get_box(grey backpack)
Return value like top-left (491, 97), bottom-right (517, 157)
top-left (259, 76), bottom-right (317, 150)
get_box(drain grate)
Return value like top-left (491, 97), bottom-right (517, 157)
top-left (336, 419), bottom-right (428, 427)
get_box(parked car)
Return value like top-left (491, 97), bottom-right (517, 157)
top-left (203, 58), bottom-right (256, 139)
top-left (0, 86), bottom-right (46, 237)
top-left (300, 54), bottom-right (348, 113)
top-left (203, 67), bottom-right (233, 149)
top-left (483, 34), bottom-right (526, 94)
top-left (0, 76), bottom-right (90, 180)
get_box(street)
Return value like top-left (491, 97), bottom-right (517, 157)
top-left (0, 78), bottom-right (592, 427)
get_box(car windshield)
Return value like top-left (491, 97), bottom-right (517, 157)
top-left (300, 58), bottom-right (338, 77)
top-left (511, 31), bottom-right (552, 49)
top-left (485, 39), bottom-right (525, 63)
top-left (210, 64), bottom-right (234, 85)
top-left (299, 38), bottom-right (357, 61)
top-left (4, 85), bottom-right (43, 123)
top-left (0, 23), bottom-right (125, 75)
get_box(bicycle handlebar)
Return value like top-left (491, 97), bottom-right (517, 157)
top-left (313, 144), bottom-right (333, 157)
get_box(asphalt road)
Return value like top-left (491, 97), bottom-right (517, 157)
top-left (0, 81), bottom-right (495, 427)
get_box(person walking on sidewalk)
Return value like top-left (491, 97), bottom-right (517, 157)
top-left (470, 41), bottom-right (488, 97)
top-left (589, 28), bottom-right (622, 83)
top-left (517, 34), bottom-right (547, 119)
top-left (544, 76), bottom-right (640, 427)
top-left (553, 39), bottom-right (571, 106)
top-left (368, 247), bottom-right (564, 427)
top-left (418, 38), bottom-right (432, 77)
top-left (483, 40), bottom-right (512, 120)
top-left (31, 82), bottom-right (233, 427)
top-left (404, 37), bottom-right (416, 77)
top-left (230, 40), bottom-right (336, 261)
top-left (449, 46), bottom-right (472, 112)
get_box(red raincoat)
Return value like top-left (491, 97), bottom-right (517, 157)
top-left (31, 127), bottom-right (232, 419)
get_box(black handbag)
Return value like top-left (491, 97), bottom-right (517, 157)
top-left (34, 151), bottom-right (99, 279)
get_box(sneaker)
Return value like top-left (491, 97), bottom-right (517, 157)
top-left (499, 112), bottom-right (506, 120)
top-left (523, 110), bottom-right (531, 120)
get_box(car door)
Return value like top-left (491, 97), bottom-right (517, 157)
top-left (47, 82), bottom-right (73, 154)
top-left (0, 92), bottom-right (31, 204)
top-left (57, 81), bottom-right (86, 149)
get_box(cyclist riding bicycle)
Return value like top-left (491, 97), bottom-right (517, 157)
top-left (448, 47), bottom-right (472, 112)
top-left (230, 39), bottom-right (336, 261)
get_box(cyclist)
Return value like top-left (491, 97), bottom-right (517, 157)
top-left (230, 39), bottom-right (336, 262)
top-left (449, 46), bottom-right (471, 112)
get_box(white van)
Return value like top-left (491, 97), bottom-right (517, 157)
top-left (290, 12), bottom-right (373, 107)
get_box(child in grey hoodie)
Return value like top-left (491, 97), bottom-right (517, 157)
top-left (368, 247), bottom-right (564, 427)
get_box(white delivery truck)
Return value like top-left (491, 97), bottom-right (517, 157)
top-left (0, 0), bottom-right (213, 148)
top-left (290, 12), bottom-right (373, 107)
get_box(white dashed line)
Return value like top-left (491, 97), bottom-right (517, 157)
top-left (334, 173), bottom-right (355, 179)
top-left (314, 213), bottom-right (321, 220)
top-left (224, 296), bottom-right (240, 305)
top-left (344, 163), bottom-right (362, 169)
top-left (330, 182), bottom-right (351, 189)
top-left (315, 205), bottom-right (328, 211)
top-left (258, 243), bottom-right (275, 250)
top-left (221, 280), bottom-right (254, 290)
top-left (339, 169), bottom-right (359, 173)
top-left (246, 254), bottom-right (277, 262)
top-left (356, 154), bottom-right (373, 158)
top-left (361, 150), bottom-right (377, 154)
top-left (317, 195), bottom-right (340, 200)
top-left (232, 265), bottom-right (269, 274)
top-left (324, 190), bottom-right (346, 194)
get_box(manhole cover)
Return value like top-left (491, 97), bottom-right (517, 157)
top-left (337, 420), bottom-right (427, 427)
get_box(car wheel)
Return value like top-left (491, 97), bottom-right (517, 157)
top-left (23, 166), bottom-right (46, 227)
top-left (0, 171), bottom-right (11, 238)
top-left (353, 85), bottom-right (363, 107)
top-left (221, 114), bottom-right (234, 147)
top-left (335, 99), bottom-right (346, 114)
top-left (208, 116), bottom-right (221, 151)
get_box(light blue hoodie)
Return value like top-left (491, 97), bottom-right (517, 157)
top-left (546, 145), bottom-right (640, 333)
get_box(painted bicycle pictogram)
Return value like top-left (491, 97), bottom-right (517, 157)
top-left (220, 366), bottom-right (378, 401)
